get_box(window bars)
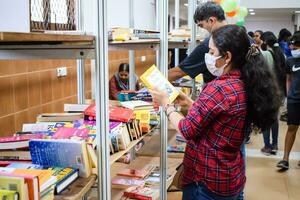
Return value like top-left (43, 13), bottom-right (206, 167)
top-left (30, 0), bottom-right (76, 31)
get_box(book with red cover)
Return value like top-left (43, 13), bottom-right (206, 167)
top-left (0, 134), bottom-right (45, 150)
top-left (52, 127), bottom-right (90, 139)
top-left (117, 169), bottom-right (148, 179)
top-left (84, 103), bottom-right (134, 123)
top-left (123, 186), bottom-right (159, 200)
top-left (0, 160), bottom-right (32, 167)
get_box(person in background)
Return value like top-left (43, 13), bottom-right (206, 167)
top-left (277, 31), bottom-right (300, 170)
top-left (278, 28), bottom-right (292, 58)
top-left (150, 25), bottom-right (281, 200)
top-left (260, 31), bottom-right (286, 155)
top-left (248, 31), bottom-right (255, 40)
top-left (109, 63), bottom-right (140, 100)
top-left (168, 1), bottom-right (228, 83)
top-left (254, 30), bottom-right (264, 49)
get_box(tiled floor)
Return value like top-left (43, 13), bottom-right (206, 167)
top-left (167, 120), bottom-right (300, 200)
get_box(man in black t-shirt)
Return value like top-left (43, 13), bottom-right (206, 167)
top-left (168, 2), bottom-right (227, 83)
top-left (277, 31), bottom-right (300, 170)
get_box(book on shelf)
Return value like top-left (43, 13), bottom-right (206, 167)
top-left (144, 166), bottom-right (173, 186)
top-left (167, 145), bottom-right (185, 153)
top-left (0, 190), bottom-right (19, 200)
top-left (117, 165), bottom-right (156, 179)
top-left (22, 123), bottom-right (56, 133)
top-left (123, 186), bottom-right (160, 200)
top-left (86, 144), bottom-right (97, 168)
top-left (120, 100), bottom-right (153, 111)
top-left (29, 139), bottom-right (91, 178)
top-left (0, 171), bottom-right (39, 200)
top-left (64, 103), bottom-right (89, 112)
top-left (51, 127), bottom-right (90, 139)
top-left (0, 161), bottom-right (32, 168)
top-left (111, 178), bottom-right (145, 189)
top-left (0, 175), bottom-right (28, 200)
top-left (0, 151), bottom-right (31, 161)
top-left (48, 167), bottom-right (79, 194)
top-left (0, 134), bottom-right (45, 150)
top-left (6, 163), bottom-right (43, 170)
top-left (0, 167), bottom-right (54, 190)
top-left (84, 103), bottom-right (135, 123)
top-left (140, 65), bottom-right (179, 103)
top-left (36, 113), bottom-right (83, 122)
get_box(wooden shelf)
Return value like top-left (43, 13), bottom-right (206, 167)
top-left (0, 32), bottom-right (95, 44)
top-left (110, 156), bottom-right (182, 200)
top-left (110, 128), bottom-right (158, 164)
top-left (54, 174), bottom-right (97, 200)
top-left (137, 128), bottom-right (185, 159)
top-left (109, 39), bottom-right (160, 51)
top-left (0, 32), bottom-right (95, 60)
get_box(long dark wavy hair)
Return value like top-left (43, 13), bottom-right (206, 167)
top-left (261, 31), bottom-right (286, 97)
top-left (211, 25), bottom-right (281, 131)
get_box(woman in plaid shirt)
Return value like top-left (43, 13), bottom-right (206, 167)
top-left (151, 25), bottom-right (281, 200)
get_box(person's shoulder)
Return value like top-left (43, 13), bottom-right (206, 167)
top-left (193, 37), bottom-right (210, 51)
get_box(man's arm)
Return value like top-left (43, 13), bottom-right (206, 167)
top-left (168, 66), bottom-right (187, 82)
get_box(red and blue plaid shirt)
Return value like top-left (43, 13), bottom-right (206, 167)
top-left (178, 70), bottom-right (248, 197)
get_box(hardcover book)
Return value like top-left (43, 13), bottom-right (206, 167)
top-left (0, 134), bottom-right (45, 150)
top-left (0, 175), bottom-right (28, 200)
top-left (140, 65), bottom-right (179, 103)
top-left (123, 186), bottom-right (159, 200)
top-left (29, 139), bottom-right (91, 178)
top-left (47, 167), bottom-right (79, 194)
top-left (84, 104), bottom-right (134, 123)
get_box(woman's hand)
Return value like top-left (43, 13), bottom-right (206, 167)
top-left (174, 90), bottom-right (194, 108)
top-left (149, 88), bottom-right (171, 107)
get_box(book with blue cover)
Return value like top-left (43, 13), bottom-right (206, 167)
top-left (29, 139), bottom-right (91, 178)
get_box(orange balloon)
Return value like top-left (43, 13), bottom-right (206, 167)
top-left (226, 10), bottom-right (237, 17)
top-left (214, 0), bottom-right (224, 4)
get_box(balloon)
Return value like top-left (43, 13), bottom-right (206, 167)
top-left (237, 6), bottom-right (248, 18)
top-left (226, 10), bottom-right (237, 17)
top-left (214, 0), bottom-right (224, 4)
top-left (236, 18), bottom-right (245, 26)
top-left (221, 0), bottom-right (238, 13)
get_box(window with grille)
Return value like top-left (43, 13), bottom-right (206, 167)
top-left (30, 0), bottom-right (76, 31)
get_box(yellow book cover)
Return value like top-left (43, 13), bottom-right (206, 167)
top-left (0, 190), bottom-right (19, 200)
top-left (134, 110), bottom-right (150, 124)
top-left (0, 176), bottom-right (28, 200)
top-left (140, 65), bottom-right (179, 103)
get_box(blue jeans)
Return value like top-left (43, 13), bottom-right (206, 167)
top-left (182, 144), bottom-right (246, 200)
top-left (237, 143), bottom-right (246, 200)
top-left (262, 120), bottom-right (279, 148)
top-left (182, 182), bottom-right (240, 200)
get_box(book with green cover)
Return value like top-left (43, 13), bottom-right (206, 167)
top-left (140, 65), bottom-right (179, 103)
top-left (0, 176), bottom-right (28, 200)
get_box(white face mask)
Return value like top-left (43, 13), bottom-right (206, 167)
top-left (291, 49), bottom-right (300, 58)
top-left (205, 53), bottom-right (227, 77)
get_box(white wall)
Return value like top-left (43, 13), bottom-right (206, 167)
top-left (82, 0), bottom-right (156, 32)
top-left (245, 16), bottom-right (294, 36)
top-left (241, 0), bottom-right (300, 9)
top-left (134, 0), bottom-right (156, 30)
top-left (0, 0), bottom-right (30, 32)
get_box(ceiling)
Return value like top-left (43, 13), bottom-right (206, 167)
top-left (169, 1), bottom-right (300, 21)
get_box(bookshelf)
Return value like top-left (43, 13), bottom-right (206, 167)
top-left (110, 128), bottom-right (158, 164)
top-left (0, 31), bottom-right (98, 200)
top-left (109, 39), bottom-right (160, 51)
top-left (54, 174), bottom-right (97, 200)
top-left (110, 156), bottom-right (182, 200)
